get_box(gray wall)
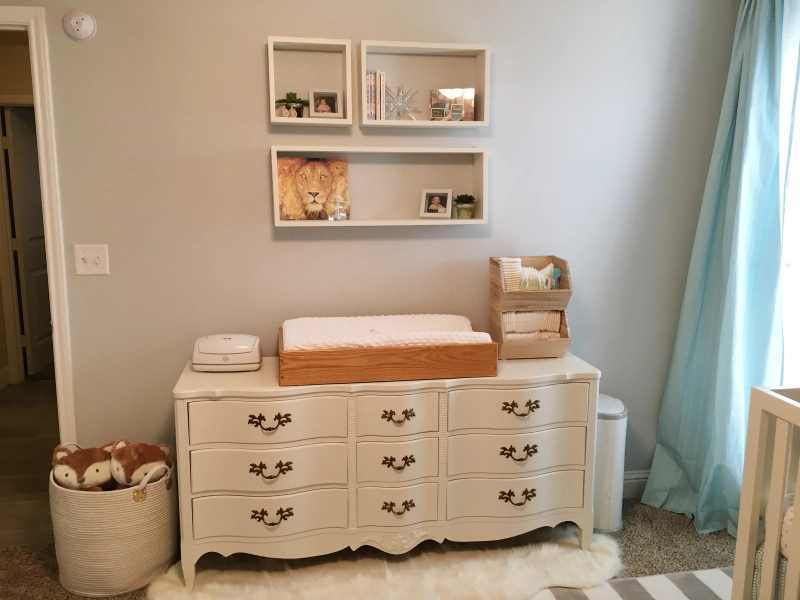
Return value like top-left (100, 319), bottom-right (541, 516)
top-left (1, 0), bottom-right (738, 472)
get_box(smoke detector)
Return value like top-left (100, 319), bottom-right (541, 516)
top-left (62, 10), bottom-right (96, 41)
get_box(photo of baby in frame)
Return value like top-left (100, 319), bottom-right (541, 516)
top-left (309, 89), bottom-right (342, 118)
top-left (419, 189), bottom-right (452, 219)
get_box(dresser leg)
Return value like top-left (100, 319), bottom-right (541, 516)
top-left (578, 524), bottom-right (592, 551)
top-left (181, 558), bottom-right (196, 590)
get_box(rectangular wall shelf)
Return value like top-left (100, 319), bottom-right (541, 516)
top-left (268, 37), bottom-right (353, 126)
top-left (271, 146), bottom-right (488, 227)
top-left (359, 41), bottom-right (490, 128)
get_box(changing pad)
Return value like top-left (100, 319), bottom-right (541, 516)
top-left (282, 314), bottom-right (492, 351)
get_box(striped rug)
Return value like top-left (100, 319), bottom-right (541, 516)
top-left (538, 567), bottom-right (734, 600)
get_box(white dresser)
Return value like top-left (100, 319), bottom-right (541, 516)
top-left (173, 355), bottom-right (600, 588)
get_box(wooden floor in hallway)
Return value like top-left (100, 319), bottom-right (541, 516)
top-left (0, 369), bottom-right (58, 548)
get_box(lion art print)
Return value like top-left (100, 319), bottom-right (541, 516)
top-left (277, 157), bottom-right (350, 220)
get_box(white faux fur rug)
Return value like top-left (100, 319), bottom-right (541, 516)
top-left (148, 528), bottom-right (622, 600)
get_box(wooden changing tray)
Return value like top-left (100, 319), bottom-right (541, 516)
top-left (278, 327), bottom-right (498, 386)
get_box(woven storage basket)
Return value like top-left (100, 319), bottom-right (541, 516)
top-left (49, 458), bottom-right (178, 597)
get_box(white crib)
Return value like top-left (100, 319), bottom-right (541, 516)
top-left (734, 387), bottom-right (800, 600)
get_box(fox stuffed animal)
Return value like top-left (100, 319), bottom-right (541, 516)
top-left (52, 442), bottom-right (116, 491)
top-left (110, 439), bottom-right (173, 489)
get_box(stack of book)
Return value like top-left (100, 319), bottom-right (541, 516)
top-left (365, 69), bottom-right (387, 120)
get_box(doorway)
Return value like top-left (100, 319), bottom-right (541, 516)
top-left (0, 29), bottom-right (58, 548)
top-left (0, 104), bottom-right (55, 382)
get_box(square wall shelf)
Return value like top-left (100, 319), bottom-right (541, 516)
top-left (268, 37), bottom-right (353, 126)
top-left (359, 41), bottom-right (490, 128)
top-left (271, 146), bottom-right (488, 227)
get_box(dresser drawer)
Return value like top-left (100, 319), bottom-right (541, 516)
top-left (447, 383), bottom-right (589, 432)
top-left (192, 489), bottom-right (348, 539)
top-left (357, 483), bottom-right (438, 527)
top-left (188, 397), bottom-right (347, 445)
top-left (190, 443), bottom-right (348, 494)
top-left (447, 427), bottom-right (586, 476)
top-left (356, 392), bottom-right (438, 437)
top-left (357, 438), bottom-right (439, 483)
top-left (447, 471), bottom-right (584, 520)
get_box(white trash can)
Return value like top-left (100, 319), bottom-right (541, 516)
top-left (593, 393), bottom-right (627, 537)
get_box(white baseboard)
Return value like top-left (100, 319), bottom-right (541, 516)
top-left (623, 469), bottom-right (650, 499)
top-left (0, 365), bottom-right (8, 390)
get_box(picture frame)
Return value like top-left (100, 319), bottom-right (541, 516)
top-left (419, 189), bottom-right (452, 219)
top-left (309, 89), bottom-right (342, 118)
top-left (277, 157), bottom-right (350, 221)
top-left (429, 88), bottom-right (475, 121)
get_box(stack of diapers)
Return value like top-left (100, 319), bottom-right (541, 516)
top-left (501, 311), bottom-right (561, 340)
top-left (498, 257), bottom-right (522, 291)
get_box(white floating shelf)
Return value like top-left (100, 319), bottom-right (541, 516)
top-left (359, 41), bottom-right (490, 128)
top-left (271, 146), bottom-right (488, 227)
top-left (268, 37), bottom-right (353, 126)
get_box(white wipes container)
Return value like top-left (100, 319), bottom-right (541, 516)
top-left (593, 393), bottom-right (627, 536)
top-left (192, 334), bottom-right (261, 372)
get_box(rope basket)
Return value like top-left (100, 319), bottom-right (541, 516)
top-left (49, 454), bottom-right (178, 597)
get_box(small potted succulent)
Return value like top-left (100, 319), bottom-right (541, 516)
top-left (275, 92), bottom-right (309, 118)
top-left (454, 194), bottom-right (477, 219)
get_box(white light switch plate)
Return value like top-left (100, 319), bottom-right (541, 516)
top-left (74, 244), bottom-right (109, 275)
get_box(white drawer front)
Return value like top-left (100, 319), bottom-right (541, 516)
top-left (447, 471), bottom-right (584, 520)
top-left (447, 427), bottom-right (586, 476)
top-left (357, 483), bottom-right (438, 527)
top-left (192, 489), bottom-right (348, 539)
top-left (190, 444), bottom-right (348, 494)
top-left (448, 383), bottom-right (589, 432)
top-left (189, 397), bottom-right (347, 445)
top-left (357, 438), bottom-right (439, 483)
top-left (356, 392), bottom-right (438, 437)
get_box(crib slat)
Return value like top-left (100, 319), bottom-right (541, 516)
top-left (734, 401), bottom-right (774, 599)
top-left (788, 426), bottom-right (800, 494)
top-left (761, 418), bottom-right (792, 600)
top-left (784, 468), bottom-right (800, 600)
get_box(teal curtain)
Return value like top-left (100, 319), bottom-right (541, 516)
top-left (642, 0), bottom-right (799, 534)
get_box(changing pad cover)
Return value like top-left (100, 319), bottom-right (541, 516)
top-left (282, 314), bottom-right (491, 351)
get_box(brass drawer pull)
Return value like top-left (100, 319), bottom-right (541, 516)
top-left (249, 460), bottom-right (293, 480)
top-left (251, 507), bottom-right (294, 527)
top-left (501, 399), bottom-right (540, 417)
top-left (382, 499), bottom-right (415, 516)
top-left (248, 412), bottom-right (292, 432)
top-left (382, 455), bottom-right (416, 471)
top-left (498, 488), bottom-right (536, 507)
top-left (382, 408), bottom-right (416, 424)
top-left (499, 444), bottom-right (538, 462)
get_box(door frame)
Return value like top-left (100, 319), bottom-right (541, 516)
top-left (0, 6), bottom-right (75, 442)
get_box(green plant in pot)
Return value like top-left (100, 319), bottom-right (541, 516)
top-left (454, 194), bottom-right (477, 219)
top-left (275, 92), bottom-right (309, 118)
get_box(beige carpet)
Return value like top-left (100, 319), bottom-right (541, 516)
top-left (0, 500), bottom-right (736, 599)
top-left (617, 499), bottom-right (737, 578)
